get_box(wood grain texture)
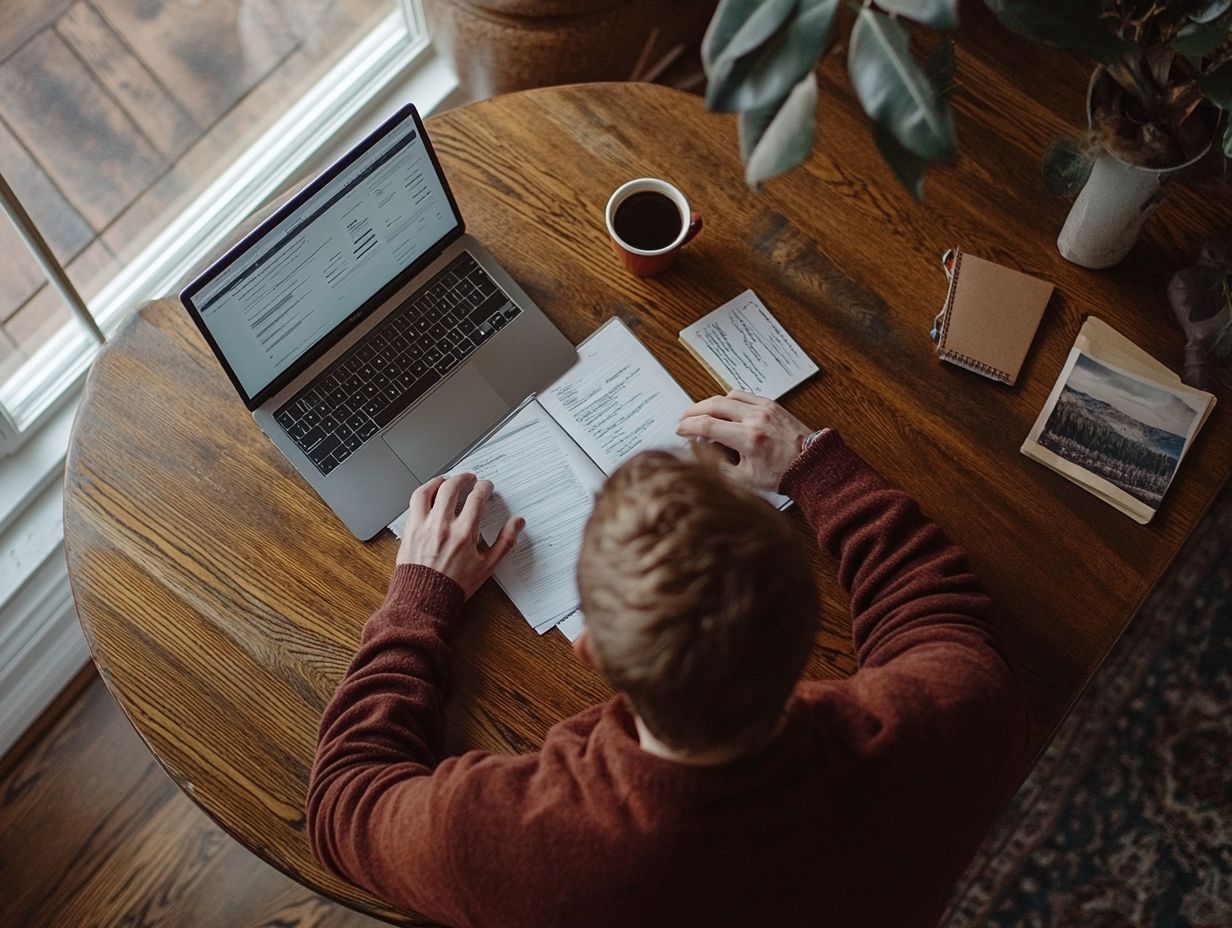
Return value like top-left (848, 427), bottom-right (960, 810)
top-left (0, 672), bottom-right (386, 928)
top-left (0, 27), bottom-right (165, 232)
top-left (3, 239), bottom-right (118, 352)
top-left (0, 0), bottom-right (74, 62)
top-left (0, 116), bottom-right (94, 321)
top-left (55, 1), bottom-right (200, 162)
top-left (89, 0), bottom-right (292, 130)
top-left (64, 57), bottom-right (1231, 928)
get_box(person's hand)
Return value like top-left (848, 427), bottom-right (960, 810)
top-left (676, 391), bottom-right (813, 492)
top-left (397, 473), bottom-right (524, 599)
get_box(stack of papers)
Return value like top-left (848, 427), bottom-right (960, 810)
top-left (1021, 316), bottom-right (1216, 524)
top-left (391, 318), bottom-right (691, 639)
top-left (390, 292), bottom-right (819, 639)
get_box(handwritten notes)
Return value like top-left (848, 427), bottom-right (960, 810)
top-left (680, 290), bottom-right (817, 399)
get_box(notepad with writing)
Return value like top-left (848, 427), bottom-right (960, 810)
top-left (936, 250), bottom-right (1053, 386)
top-left (679, 290), bottom-right (818, 399)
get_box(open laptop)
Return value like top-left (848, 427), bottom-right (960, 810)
top-left (180, 104), bottom-right (577, 540)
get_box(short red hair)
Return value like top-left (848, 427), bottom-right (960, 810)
top-left (577, 449), bottom-right (817, 751)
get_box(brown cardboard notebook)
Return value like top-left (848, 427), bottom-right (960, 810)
top-left (936, 250), bottom-right (1054, 385)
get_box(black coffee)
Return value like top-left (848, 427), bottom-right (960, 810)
top-left (613, 192), bottom-right (683, 251)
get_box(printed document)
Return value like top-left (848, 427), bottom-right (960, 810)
top-left (390, 318), bottom-right (692, 634)
top-left (680, 289), bottom-right (818, 399)
top-left (538, 317), bottom-right (690, 472)
top-left (457, 403), bottom-right (604, 632)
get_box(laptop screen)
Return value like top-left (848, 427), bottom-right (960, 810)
top-left (186, 108), bottom-right (459, 402)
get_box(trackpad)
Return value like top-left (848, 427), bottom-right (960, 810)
top-left (382, 367), bottom-right (510, 479)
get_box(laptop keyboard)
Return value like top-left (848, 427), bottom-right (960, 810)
top-left (273, 251), bottom-right (522, 475)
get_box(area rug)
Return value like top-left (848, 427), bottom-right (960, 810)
top-left (940, 484), bottom-right (1232, 928)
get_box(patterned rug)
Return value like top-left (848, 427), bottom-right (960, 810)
top-left (941, 484), bottom-right (1232, 928)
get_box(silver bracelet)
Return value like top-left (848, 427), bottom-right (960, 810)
top-left (801, 428), bottom-right (828, 453)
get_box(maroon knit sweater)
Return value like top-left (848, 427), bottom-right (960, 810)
top-left (308, 430), bottom-right (1029, 928)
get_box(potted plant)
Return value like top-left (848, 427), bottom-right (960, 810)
top-left (989, 0), bottom-right (1232, 268)
top-left (702, 1), bottom-right (1232, 268)
top-left (701, 0), bottom-right (960, 195)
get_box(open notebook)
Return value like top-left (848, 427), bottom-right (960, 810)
top-left (390, 318), bottom-right (789, 640)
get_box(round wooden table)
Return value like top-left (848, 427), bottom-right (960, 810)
top-left (65, 75), bottom-right (1230, 924)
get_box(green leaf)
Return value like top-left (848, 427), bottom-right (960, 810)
top-left (740, 73), bottom-right (819, 187)
top-left (875, 0), bottom-right (958, 31)
top-left (872, 123), bottom-right (928, 198)
top-left (984, 0), bottom-right (1131, 65)
top-left (1200, 62), bottom-right (1232, 110)
top-left (1174, 18), bottom-right (1232, 59)
top-left (1191, 0), bottom-right (1232, 24)
top-left (847, 9), bottom-right (956, 161)
top-left (704, 0), bottom-right (797, 71)
top-left (706, 0), bottom-right (838, 112)
top-left (739, 103), bottom-right (772, 166)
top-left (928, 38), bottom-right (957, 100)
top-left (1225, 119), bottom-right (1232, 159)
top-left (1042, 137), bottom-right (1096, 196)
top-left (705, 0), bottom-right (798, 109)
top-left (703, 0), bottom-right (779, 70)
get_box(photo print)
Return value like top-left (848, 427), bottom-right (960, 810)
top-left (1037, 353), bottom-right (1201, 507)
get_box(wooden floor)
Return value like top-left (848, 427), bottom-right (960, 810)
top-left (0, 0), bottom-right (386, 383)
top-left (0, 668), bottom-right (386, 928)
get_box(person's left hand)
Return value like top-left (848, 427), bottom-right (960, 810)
top-left (397, 473), bottom-right (523, 599)
top-left (676, 391), bottom-right (812, 493)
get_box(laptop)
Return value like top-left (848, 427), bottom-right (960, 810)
top-left (180, 104), bottom-right (577, 540)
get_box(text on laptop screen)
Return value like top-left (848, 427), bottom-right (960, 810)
top-left (192, 117), bottom-right (457, 398)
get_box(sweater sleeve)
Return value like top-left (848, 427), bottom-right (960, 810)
top-left (306, 563), bottom-right (476, 923)
top-left (780, 430), bottom-right (1015, 673)
top-left (778, 431), bottom-right (1030, 829)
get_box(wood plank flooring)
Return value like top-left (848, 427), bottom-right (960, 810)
top-left (0, 0), bottom-right (386, 377)
top-left (0, 668), bottom-right (387, 928)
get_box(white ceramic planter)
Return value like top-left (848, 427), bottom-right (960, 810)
top-left (1057, 72), bottom-right (1213, 269)
top-left (1056, 150), bottom-right (1199, 268)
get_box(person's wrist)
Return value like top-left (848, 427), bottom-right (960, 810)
top-left (387, 563), bottom-right (466, 614)
top-left (800, 428), bottom-right (827, 455)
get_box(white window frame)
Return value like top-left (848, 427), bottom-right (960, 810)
top-left (0, 0), bottom-right (463, 760)
top-left (0, 0), bottom-right (434, 449)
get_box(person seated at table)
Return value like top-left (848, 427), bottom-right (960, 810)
top-left (307, 391), bottom-right (1029, 928)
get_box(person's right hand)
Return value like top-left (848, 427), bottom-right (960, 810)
top-left (676, 391), bottom-right (813, 493)
top-left (397, 473), bottom-right (523, 599)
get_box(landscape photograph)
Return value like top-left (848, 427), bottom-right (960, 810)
top-left (1038, 353), bottom-right (1200, 508)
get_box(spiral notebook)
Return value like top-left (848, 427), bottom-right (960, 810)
top-left (935, 249), bottom-right (1054, 386)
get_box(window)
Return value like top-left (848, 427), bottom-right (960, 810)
top-left (0, 0), bottom-right (429, 456)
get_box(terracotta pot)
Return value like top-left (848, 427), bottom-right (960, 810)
top-left (425, 0), bottom-right (717, 99)
top-left (1057, 70), bottom-right (1216, 269)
